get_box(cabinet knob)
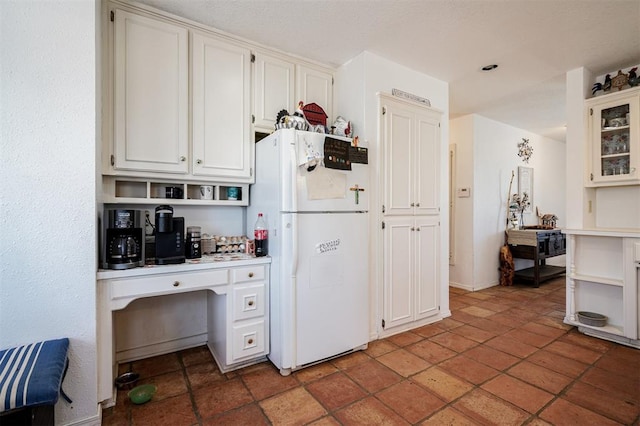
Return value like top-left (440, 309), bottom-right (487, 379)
top-left (410, 203), bottom-right (415, 207)
top-left (248, 272), bottom-right (254, 278)
top-left (196, 159), bottom-right (203, 165)
top-left (179, 156), bottom-right (186, 162)
top-left (416, 227), bottom-right (421, 231)
top-left (416, 203), bottom-right (420, 207)
top-left (411, 227), bottom-right (415, 231)
top-left (248, 300), bottom-right (254, 306)
top-left (247, 338), bottom-right (254, 345)
top-left (173, 281), bottom-right (180, 287)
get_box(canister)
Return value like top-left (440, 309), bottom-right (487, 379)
top-left (186, 226), bottom-right (201, 259)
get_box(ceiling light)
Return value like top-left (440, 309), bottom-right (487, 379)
top-left (481, 64), bottom-right (498, 71)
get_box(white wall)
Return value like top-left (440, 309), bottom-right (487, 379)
top-left (336, 51), bottom-right (450, 336)
top-left (449, 116), bottom-right (475, 287)
top-left (0, 1), bottom-right (100, 424)
top-left (450, 115), bottom-right (566, 290)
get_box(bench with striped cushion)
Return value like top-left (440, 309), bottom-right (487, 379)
top-left (0, 338), bottom-right (70, 424)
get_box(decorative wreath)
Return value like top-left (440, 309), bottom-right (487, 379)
top-left (517, 138), bottom-right (533, 163)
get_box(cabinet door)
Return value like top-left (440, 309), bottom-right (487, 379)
top-left (192, 33), bottom-right (252, 181)
top-left (415, 217), bottom-right (439, 319)
top-left (383, 216), bottom-right (415, 329)
top-left (253, 52), bottom-right (295, 131)
top-left (587, 89), bottom-right (640, 186)
top-left (382, 97), bottom-right (442, 216)
top-left (414, 109), bottom-right (441, 215)
top-left (382, 101), bottom-right (415, 215)
top-left (113, 9), bottom-right (189, 174)
top-left (295, 64), bottom-right (333, 124)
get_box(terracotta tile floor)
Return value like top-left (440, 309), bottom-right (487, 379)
top-left (102, 277), bottom-right (640, 425)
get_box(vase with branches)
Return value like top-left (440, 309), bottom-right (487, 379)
top-left (510, 192), bottom-right (530, 229)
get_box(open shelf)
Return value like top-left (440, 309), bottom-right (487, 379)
top-left (565, 318), bottom-right (624, 336)
top-left (103, 177), bottom-right (249, 206)
top-left (571, 273), bottom-right (624, 287)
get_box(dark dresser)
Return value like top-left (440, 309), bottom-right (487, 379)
top-left (507, 229), bottom-right (566, 287)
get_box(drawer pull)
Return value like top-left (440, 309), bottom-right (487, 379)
top-left (247, 338), bottom-right (254, 345)
top-left (248, 272), bottom-right (254, 278)
top-left (248, 300), bottom-right (254, 306)
top-left (173, 281), bottom-right (180, 287)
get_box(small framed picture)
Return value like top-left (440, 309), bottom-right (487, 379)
top-left (518, 166), bottom-right (533, 214)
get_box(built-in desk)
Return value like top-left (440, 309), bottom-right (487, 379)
top-left (507, 229), bottom-right (566, 287)
top-left (96, 255), bottom-right (270, 406)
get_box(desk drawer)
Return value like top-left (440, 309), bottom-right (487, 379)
top-left (232, 283), bottom-right (265, 321)
top-left (231, 320), bottom-right (266, 361)
top-left (232, 265), bottom-right (265, 284)
top-left (110, 269), bottom-right (229, 300)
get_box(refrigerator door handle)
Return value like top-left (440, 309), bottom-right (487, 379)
top-left (289, 143), bottom-right (298, 211)
top-left (290, 212), bottom-right (299, 368)
top-left (291, 213), bottom-right (299, 278)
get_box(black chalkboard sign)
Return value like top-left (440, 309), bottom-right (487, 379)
top-left (324, 137), bottom-right (351, 170)
top-left (349, 146), bottom-right (368, 164)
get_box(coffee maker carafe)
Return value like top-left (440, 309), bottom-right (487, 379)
top-left (154, 205), bottom-right (185, 265)
top-left (102, 209), bottom-right (145, 269)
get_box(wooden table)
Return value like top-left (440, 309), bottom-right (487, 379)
top-left (507, 228), bottom-right (566, 287)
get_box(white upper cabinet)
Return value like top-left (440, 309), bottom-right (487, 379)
top-left (252, 52), bottom-right (295, 132)
top-left (253, 58), bottom-right (334, 133)
top-left (105, 2), bottom-right (337, 191)
top-left (295, 64), bottom-right (334, 125)
top-left (586, 87), bottom-right (640, 187)
top-left (113, 9), bottom-right (189, 174)
top-left (192, 33), bottom-right (252, 181)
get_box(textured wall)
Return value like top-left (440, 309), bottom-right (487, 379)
top-left (0, 1), bottom-right (99, 424)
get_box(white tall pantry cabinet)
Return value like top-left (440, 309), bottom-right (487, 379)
top-left (380, 94), bottom-right (442, 333)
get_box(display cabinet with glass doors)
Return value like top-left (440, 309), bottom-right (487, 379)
top-left (586, 87), bottom-right (639, 186)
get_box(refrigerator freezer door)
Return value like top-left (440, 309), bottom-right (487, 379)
top-left (284, 212), bottom-right (369, 368)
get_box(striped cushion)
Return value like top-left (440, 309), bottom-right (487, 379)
top-left (0, 338), bottom-right (69, 412)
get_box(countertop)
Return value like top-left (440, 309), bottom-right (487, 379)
top-left (563, 228), bottom-right (640, 238)
top-left (97, 254), bottom-right (271, 280)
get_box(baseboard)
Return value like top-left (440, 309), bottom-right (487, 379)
top-left (61, 411), bottom-right (102, 426)
top-left (115, 333), bottom-right (208, 363)
top-left (377, 314), bottom-right (444, 339)
top-left (449, 282), bottom-right (473, 291)
top-left (449, 281), bottom-right (498, 292)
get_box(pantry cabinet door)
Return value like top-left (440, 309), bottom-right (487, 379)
top-left (113, 9), bottom-right (189, 174)
top-left (383, 216), bottom-right (415, 330)
top-left (253, 52), bottom-right (295, 131)
top-left (382, 101), bottom-right (415, 216)
top-left (192, 33), bottom-right (253, 182)
top-left (414, 109), bottom-right (441, 215)
top-left (414, 216), bottom-right (439, 320)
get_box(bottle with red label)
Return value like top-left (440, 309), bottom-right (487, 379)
top-left (254, 213), bottom-right (268, 257)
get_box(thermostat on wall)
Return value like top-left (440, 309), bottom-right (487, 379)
top-left (457, 187), bottom-right (471, 198)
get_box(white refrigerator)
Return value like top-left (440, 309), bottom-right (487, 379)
top-left (247, 129), bottom-right (369, 375)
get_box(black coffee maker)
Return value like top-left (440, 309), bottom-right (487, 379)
top-left (154, 205), bottom-right (185, 265)
top-left (102, 209), bottom-right (145, 270)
